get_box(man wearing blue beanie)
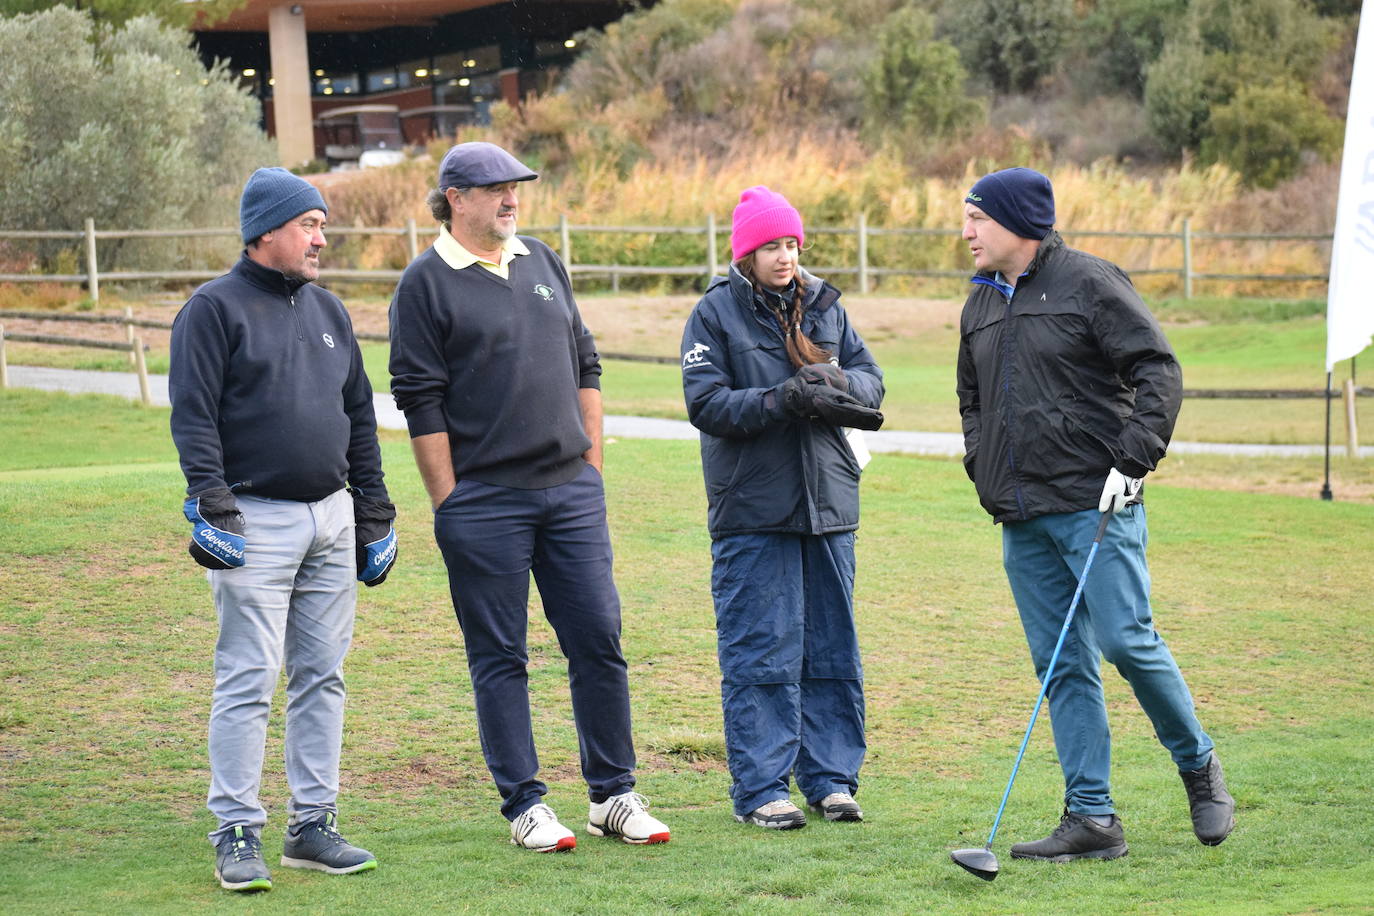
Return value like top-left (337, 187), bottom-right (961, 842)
top-left (170, 167), bottom-right (396, 891)
top-left (955, 167), bottom-right (1234, 863)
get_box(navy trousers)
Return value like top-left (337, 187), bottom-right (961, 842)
top-left (433, 463), bottom-right (636, 820)
top-left (711, 531), bottom-right (866, 817)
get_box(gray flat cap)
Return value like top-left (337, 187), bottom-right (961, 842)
top-left (438, 142), bottom-right (538, 189)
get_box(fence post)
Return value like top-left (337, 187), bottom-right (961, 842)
top-left (133, 335), bottom-right (151, 406)
top-left (0, 322), bottom-right (8, 389)
top-left (124, 306), bottom-right (137, 367)
top-left (857, 212), bottom-right (870, 295)
top-left (707, 213), bottom-right (718, 280)
top-left (1181, 217), bottom-right (1193, 300)
top-left (406, 218), bottom-right (419, 261)
top-left (1344, 377), bottom-right (1360, 459)
top-left (559, 214), bottom-right (572, 268)
top-left (85, 217), bottom-right (100, 306)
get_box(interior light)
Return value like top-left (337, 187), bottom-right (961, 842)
top-left (415, 68), bottom-right (428, 77)
top-left (458, 78), bottom-right (470, 87)
top-left (242, 68), bottom-right (256, 77)
top-left (564, 39), bottom-right (576, 48)
top-left (473, 96), bottom-right (483, 102)
top-left (464, 59), bottom-right (476, 68)
top-left (343, 87), bottom-right (353, 93)
top-left (268, 78), bottom-right (276, 86)
top-left (314, 69), bottom-right (325, 77)
top-left (383, 76), bottom-right (394, 85)
top-left (320, 77), bottom-right (331, 84)
top-left (323, 87), bottom-right (333, 95)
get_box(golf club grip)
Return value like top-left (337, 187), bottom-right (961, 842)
top-left (1093, 508), bottom-right (1111, 543)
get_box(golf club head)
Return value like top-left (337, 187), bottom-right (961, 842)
top-left (950, 846), bottom-right (999, 881)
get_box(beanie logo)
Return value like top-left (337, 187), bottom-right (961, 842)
top-left (321, 333), bottom-right (335, 349)
top-left (533, 284), bottom-right (554, 300)
top-left (966, 193), bottom-right (982, 202)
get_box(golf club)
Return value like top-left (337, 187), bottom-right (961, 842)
top-left (951, 509), bottom-right (1113, 881)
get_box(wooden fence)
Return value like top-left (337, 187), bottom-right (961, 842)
top-left (0, 216), bottom-right (1334, 304)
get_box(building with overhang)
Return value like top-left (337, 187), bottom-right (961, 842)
top-left (193, 0), bottom-right (640, 166)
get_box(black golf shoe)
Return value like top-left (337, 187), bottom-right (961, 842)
top-left (214, 826), bottom-right (271, 892)
top-left (1010, 809), bottom-right (1128, 862)
top-left (1180, 751), bottom-right (1235, 846)
top-left (280, 813), bottom-right (377, 874)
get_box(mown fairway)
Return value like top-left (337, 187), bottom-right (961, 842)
top-left (1, 387), bottom-right (1371, 914)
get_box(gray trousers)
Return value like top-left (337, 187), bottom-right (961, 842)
top-left (204, 488), bottom-right (356, 843)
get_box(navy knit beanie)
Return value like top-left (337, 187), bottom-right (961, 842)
top-left (964, 167), bottom-right (1055, 240)
top-left (240, 167), bottom-right (328, 243)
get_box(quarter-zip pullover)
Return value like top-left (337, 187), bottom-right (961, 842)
top-left (170, 252), bottom-right (386, 501)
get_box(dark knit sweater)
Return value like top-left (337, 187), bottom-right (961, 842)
top-left (169, 253), bottom-right (386, 502)
top-left (388, 236), bottom-right (601, 489)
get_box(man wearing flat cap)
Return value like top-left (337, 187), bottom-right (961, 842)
top-left (388, 142), bottom-right (670, 852)
top-left (170, 167), bottom-right (396, 892)
top-left (956, 166), bottom-right (1234, 863)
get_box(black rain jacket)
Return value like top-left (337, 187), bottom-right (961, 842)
top-left (681, 266), bottom-right (884, 538)
top-left (957, 231), bottom-right (1181, 524)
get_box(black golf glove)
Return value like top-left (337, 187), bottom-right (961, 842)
top-left (810, 386), bottom-right (885, 430)
top-left (183, 487), bottom-right (246, 570)
top-left (352, 488), bottom-right (397, 587)
top-left (796, 362), bottom-right (848, 392)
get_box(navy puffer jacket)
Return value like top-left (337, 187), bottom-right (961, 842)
top-left (681, 266), bottom-right (884, 538)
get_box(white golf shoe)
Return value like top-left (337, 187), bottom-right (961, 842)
top-left (510, 803), bottom-right (577, 852)
top-left (587, 792), bottom-right (671, 844)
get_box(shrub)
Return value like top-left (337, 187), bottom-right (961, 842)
top-left (942, 0), bottom-right (1075, 94)
top-left (1200, 81), bottom-right (1342, 188)
top-left (0, 7), bottom-right (275, 268)
top-left (863, 5), bottom-right (982, 140)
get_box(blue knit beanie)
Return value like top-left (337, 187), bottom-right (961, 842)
top-left (240, 167), bottom-right (328, 243)
top-left (964, 167), bottom-right (1055, 240)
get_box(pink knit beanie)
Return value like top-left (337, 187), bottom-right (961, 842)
top-left (730, 186), bottom-right (805, 261)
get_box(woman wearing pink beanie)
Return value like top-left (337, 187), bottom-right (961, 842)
top-left (679, 186), bottom-right (885, 830)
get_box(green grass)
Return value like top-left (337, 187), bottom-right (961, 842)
top-left (1, 390), bottom-right (1372, 912)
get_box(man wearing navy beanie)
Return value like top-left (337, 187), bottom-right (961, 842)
top-left (955, 167), bottom-right (1235, 863)
top-left (170, 167), bottom-right (395, 891)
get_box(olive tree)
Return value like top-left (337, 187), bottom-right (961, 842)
top-left (0, 6), bottom-right (275, 266)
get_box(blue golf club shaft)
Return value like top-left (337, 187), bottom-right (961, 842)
top-left (981, 510), bottom-right (1113, 850)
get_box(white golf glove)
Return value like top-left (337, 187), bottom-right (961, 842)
top-left (1098, 468), bottom-right (1143, 514)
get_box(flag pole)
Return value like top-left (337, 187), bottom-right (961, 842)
top-left (1322, 371), bottom-right (1334, 501)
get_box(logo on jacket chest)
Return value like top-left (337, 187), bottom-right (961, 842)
top-left (322, 332), bottom-right (335, 348)
top-left (533, 283), bottom-right (555, 300)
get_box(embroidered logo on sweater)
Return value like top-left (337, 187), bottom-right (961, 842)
top-left (322, 333), bottom-right (335, 348)
top-left (533, 284), bottom-right (554, 300)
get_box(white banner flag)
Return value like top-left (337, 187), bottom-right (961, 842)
top-left (1328, 0), bottom-right (1374, 371)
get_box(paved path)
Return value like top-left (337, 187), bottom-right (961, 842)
top-left (7, 365), bottom-right (1370, 459)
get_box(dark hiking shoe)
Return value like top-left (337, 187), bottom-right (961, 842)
top-left (735, 799), bottom-right (807, 830)
top-left (810, 792), bottom-right (864, 822)
top-left (1181, 751), bottom-right (1235, 846)
top-left (214, 826), bottom-right (272, 892)
top-left (1010, 809), bottom-right (1128, 862)
top-left (281, 813), bottom-right (377, 874)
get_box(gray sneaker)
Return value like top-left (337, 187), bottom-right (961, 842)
top-left (810, 792), bottom-right (864, 822)
top-left (735, 799), bottom-right (807, 830)
top-left (1181, 751), bottom-right (1236, 846)
top-left (214, 826), bottom-right (272, 892)
top-left (280, 813), bottom-right (377, 875)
